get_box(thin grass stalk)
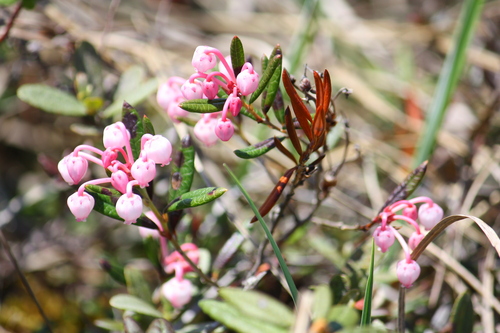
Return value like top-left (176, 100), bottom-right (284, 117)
top-left (360, 239), bottom-right (375, 326)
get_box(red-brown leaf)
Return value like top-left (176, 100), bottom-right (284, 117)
top-left (285, 107), bottom-right (303, 155)
top-left (282, 69), bottom-right (313, 140)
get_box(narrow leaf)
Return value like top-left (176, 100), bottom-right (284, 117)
top-left (179, 98), bottom-right (226, 113)
top-left (249, 54), bottom-right (282, 104)
top-left (124, 262), bottom-right (155, 304)
top-left (219, 288), bottom-right (294, 327)
top-left (250, 167), bottom-right (296, 223)
top-left (102, 78), bottom-right (158, 118)
top-left (234, 137), bottom-right (285, 159)
top-left (262, 54), bottom-right (282, 113)
top-left (122, 102), bottom-right (145, 160)
top-left (114, 65), bottom-right (146, 101)
top-left (230, 36), bottom-right (245, 77)
top-left (167, 187), bottom-right (227, 212)
top-left (272, 88), bottom-right (286, 125)
top-left (360, 239), bottom-right (375, 326)
top-left (168, 136), bottom-right (195, 203)
top-left (110, 294), bottom-right (163, 318)
top-left (273, 137), bottom-right (297, 164)
top-left (261, 54), bottom-right (269, 73)
top-left (17, 84), bottom-right (87, 116)
top-left (282, 69), bottom-right (313, 140)
top-left (285, 107), bottom-right (303, 155)
top-left (99, 257), bottom-right (126, 285)
top-left (450, 293), bottom-right (474, 333)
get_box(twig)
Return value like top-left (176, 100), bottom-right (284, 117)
top-left (0, 1), bottom-right (23, 44)
top-left (0, 230), bottom-right (54, 333)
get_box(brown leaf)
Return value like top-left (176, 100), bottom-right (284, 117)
top-left (274, 136), bottom-right (297, 164)
top-left (282, 69), bottom-right (313, 140)
top-left (285, 107), bottom-right (303, 155)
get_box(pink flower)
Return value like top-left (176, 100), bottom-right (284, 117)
top-left (67, 192), bottom-right (95, 222)
top-left (215, 118), bottom-right (234, 141)
top-left (236, 63), bottom-right (259, 96)
top-left (181, 80), bottom-right (204, 100)
top-left (101, 148), bottom-right (118, 169)
top-left (192, 46), bottom-right (217, 72)
top-left (397, 259), bottom-right (421, 288)
top-left (161, 277), bottom-right (194, 309)
top-left (143, 135), bottom-right (172, 166)
top-left (226, 94), bottom-right (242, 117)
top-left (131, 155), bottom-right (156, 187)
top-left (203, 80), bottom-right (219, 99)
top-left (373, 226), bottom-right (395, 253)
top-left (103, 122), bottom-right (130, 149)
top-left (157, 81), bottom-right (180, 110)
top-left (111, 170), bottom-right (129, 193)
top-left (418, 203), bottom-right (443, 230)
top-left (164, 243), bottom-right (200, 275)
top-left (194, 115), bottom-right (219, 147)
top-left (116, 193), bottom-right (143, 224)
top-left (402, 205), bottom-right (417, 221)
top-left (408, 232), bottom-right (425, 250)
top-left (58, 155), bottom-right (75, 185)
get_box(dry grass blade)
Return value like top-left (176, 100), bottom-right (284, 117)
top-left (274, 136), bottom-right (297, 164)
top-left (285, 107), bottom-right (303, 155)
top-left (282, 69), bottom-right (313, 140)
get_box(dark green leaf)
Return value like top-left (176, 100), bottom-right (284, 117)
top-left (110, 294), bottom-right (163, 318)
top-left (122, 102), bottom-right (145, 160)
top-left (233, 137), bottom-right (285, 159)
top-left (124, 261), bottom-right (157, 304)
top-left (179, 98), bottom-right (226, 113)
top-left (168, 136), bottom-right (195, 203)
top-left (167, 187), bottom-right (227, 212)
top-left (199, 300), bottom-right (288, 333)
top-left (145, 319), bottom-right (175, 333)
top-left (261, 54), bottom-right (269, 73)
top-left (219, 288), bottom-right (294, 327)
top-left (450, 292), bottom-right (474, 333)
top-left (142, 115), bottom-right (155, 135)
top-left (102, 79), bottom-right (158, 118)
top-left (21, 0), bottom-right (36, 9)
top-left (249, 54), bottom-right (282, 104)
top-left (230, 36), bottom-right (245, 77)
top-left (262, 55), bottom-right (282, 113)
top-left (329, 274), bottom-right (346, 305)
top-left (17, 84), bottom-right (87, 116)
top-left (176, 322), bottom-right (220, 333)
top-left (143, 236), bottom-right (160, 268)
top-left (99, 257), bottom-right (126, 285)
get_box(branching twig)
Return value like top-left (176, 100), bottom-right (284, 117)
top-left (0, 1), bottom-right (23, 44)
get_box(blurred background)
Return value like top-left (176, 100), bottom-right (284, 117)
top-left (1, 0), bottom-right (500, 332)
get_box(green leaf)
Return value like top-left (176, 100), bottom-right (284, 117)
top-left (110, 294), bottom-right (163, 318)
top-left (94, 319), bottom-right (124, 331)
top-left (199, 300), bottom-right (288, 333)
top-left (261, 54), bottom-right (269, 73)
top-left (21, 0), bottom-right (36, 9)
top-left (262, 55), bottom-right (282, 114)
top-left (233, 137), bottom-right (285, 159)
top-left (239, 105), bottom-right (259, 121)
top-left (219, 288), bottom-right (294, 327)
top-left (74, 41), bottom-right (104, 96)
top-left (167, 187), bottom-right (227, 212)
top-left (360, 239), bottom-right (375, 326)
top-left (224, 164), bottom-right (298, 305)
top-left (102, 78), bottom-right (158, 118)
top-left (178, 98), bottom-right (226, 113)
top-left (249, 54), bottom-right (282, 104)
top-left (114, 65), bottom-right (146, 101)
top-left (99, 257), bottom-right (126, 285)
top-left (311, 285), bottom-right (332, 320)
top-left (122, 102), bottom-right (145, 160)
top-left (328, 305), bottom-right (360, 329)
top-left (145, 319), bottom-right (175, 333)
top-left (414, 0), bottom-right (484, 166)
top-left (330, 274), bottom-right (347, 305)
top-left (450, 292), bottom-right (474, 333)
top-left (0, 0), bottom-right (18, 6)
top-left (168, 136), bottom-right (195, 203)
top-left (17, 84), bottom-right (87, 116)
top-left (124, 262), bottom-right (156, 304)
top-left (230, 36), bottom-right (245, 77)
top-left (123, 316), bottom-right (144, 333)
top-left (142, 115), bottom-right (155, 136)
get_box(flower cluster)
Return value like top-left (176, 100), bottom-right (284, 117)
top-left (372, 197), bottom-right (444, 288)
top-left (58, 121), bottom-right (172, 224)
top-left (157, 45), bottom-right (260, 146)
top-left (161, 243), bottom-right (199, 308)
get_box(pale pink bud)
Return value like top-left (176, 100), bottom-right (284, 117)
top-left (103, 122), bottom-right (130, 149)
top-left (111, 170), bottom-right (129, 193)
top-left (192, 46), bottom-right (217, 72)
top-left (236, 63), bottom-right (259, 96)
top-left (58, 156), bottom-right (75, 185)
top-left (131, 155), bottom-right (156, 187)
top-left (181, 80), bottom-right (204, 100)
top-left (102, 148), bottom-right (118, 169)
top-left (161, 278), bottom-right (194, 309)
top-left (116, 193), bottom-right (143, 224)
top-left (65, 155), bottom-right (88, 184)
top-left (203, 80), bottom-right (219, 99)
top-left (227, 94), bottom-right (242, 117)
top-left (143, 135), bottom-right (172, 166)
top-left (67, 192), bottom-right (95, 222)
top-left (373, 226), bottom-right (395, 253)
top-left (194, 116), bottom-right (219, 147)
top-left (215, 118), bottom-right (234, 141)
top-left (408, 232), bottom-right (425, 250)
top-left (418, 203), bottom-right (444, 230)
top-left (397, 259), bottom-right (421, 288)
top-left (403, 205), bottom-right (418, 221)
top-left (157, 81), bottom-right (180, 110)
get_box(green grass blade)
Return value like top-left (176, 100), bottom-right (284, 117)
top-left (223, 164), bottom-right (298, 305)
top-left (413, 0), bottom-right (484, 166)
top-left (360, 239), bottom-right (375, 326)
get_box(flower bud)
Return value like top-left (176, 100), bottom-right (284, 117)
top-left (67, 192), bottom-right (95, 222)
top-left (194, 116), bottom-right (219, 147)
top-left (101, 148), bottom-right (118, 169)
top-left (215, 118), bottom-right (234, 141)
top-left (181, 80), bottom-right (204, 100)
top-left (397, 259), bottom-right (421, 288)
top-left (131, 155), bottom-right (156, 187)
top-left (236, 63), bottom-right (259, 96)
top-left (111, 170), bottom-right (129, 193)
top-left (408, 232), bottom-right (425, 250)
top-left (418, 203), bottom-right (444, 230)
top-left (161, 277), bottom-right (194, 309)
top-left (143, 135), bottom-right (172, 166)
top-left (203, 80), bottom-right (219, 99)
top-left (402, 205), bottom-right (418, 221)
top-left (103, 122), bottom-right (130, 149)
top-left (58, 155), bottom-right (75, 185)
top-left (66, 155), bottom-right (88, 184)
top-left (192, 46), bottom-right (217, 72)
top-left (373, 226), bottom-right (395, 253)
top-left (116, 193), bottom-right (143, 224)
top-left (227, 94), bottom-right (242, 117)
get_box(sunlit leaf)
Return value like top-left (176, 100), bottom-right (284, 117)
top-left (17, 84), bottom-right (87, 116)
top-left (167, 187), bottom-right (227, 212)
top-left (233, 137), bottom-right (285, 159)
top-left (179, 98), bottom-right (226, 113)
top-left (110, 294), bottom-right (163, 318)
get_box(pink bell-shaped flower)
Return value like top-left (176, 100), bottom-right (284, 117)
top-left (397, 259), bottom-right (421, 288)
top-left (215, 118), bottom-right (234, 141)
top-left (227, 94), bottom-right (242, 117)
top-left (203, 80), bottom-right (219, 99)
top-left (181, 80), bottom-right (204, 100)
top-left (67, 192), bottom-right (95, 222)
top-left (418, 203), bottom-right (444, 230)
top-left (192, 46), bottom-right (217, 73)
top-left (161, 277), bottom-right (194, 309)
top-left (164, 243), bottom-right (200, 275)
top-left (111, 170), bottom-right (129, 193)
top-left (373, 226), bottom-right (395, 253)
top-left (194, 116), bottom-right (219, 147)
top-left (116, 193), bottom-right (143, 224)
top-left (131, 155), bottom-right (156, 187)
top-left (101, 148), bottom-right (118, 169)
top-left (65, 155), bottom-right (88, 184)
top-left (402, 205), bottom-right (418, 221)
top-left (143, 135), bottom-right (172, 166)
top-left (103, 122), bottom-right (130, 149)
top-left (408, 232), bottom-right (425, 250)
top-left (236, 63), bottom-right (259, 96)
top-left (58, 155), bottom-right (75, 185)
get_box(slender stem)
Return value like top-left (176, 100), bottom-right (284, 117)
top-left (0, 1), bottom-right (23, 44)
top-left (0, 230), bottom-right (54, 333)
top-left (398, 287), bottom-right (406, 332)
